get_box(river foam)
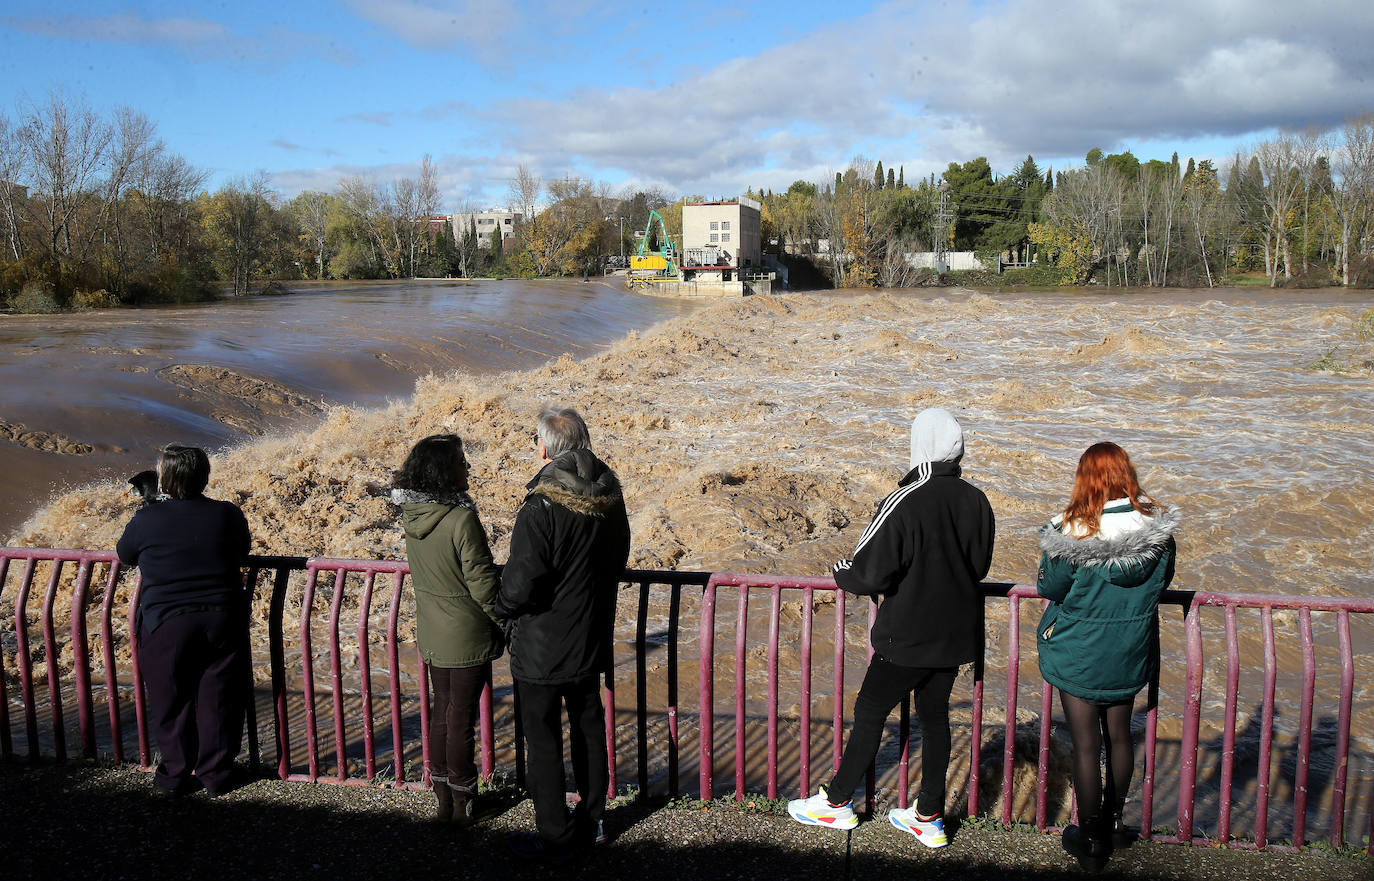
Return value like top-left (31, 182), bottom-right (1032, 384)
top-left (13, 287), bottom-right (1373, 602)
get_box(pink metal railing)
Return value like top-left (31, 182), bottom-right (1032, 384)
top-left (3, 546), bottom-right (1372, 856)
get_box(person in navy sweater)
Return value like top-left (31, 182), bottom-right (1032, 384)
top-left (117, 445), bottom-right (252, 796)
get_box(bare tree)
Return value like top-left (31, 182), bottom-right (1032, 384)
top-left (508, 162), bottom-right (540, 227)
top-left (21, 90), bottom-right (112, 264)
top-left (1253, 135), bottom-right (1303, 285)
top-left (1330, 114), bottom-right (1374, 286)
top-left (291, 190), bottom-right (331, 279)
top-left (98, 107), bottom-right (159, 284)
top-left (0, 111), bottom-right (28, 260)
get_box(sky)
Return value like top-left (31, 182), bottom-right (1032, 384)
top-left (2, 0), bottom-right (1372, 212)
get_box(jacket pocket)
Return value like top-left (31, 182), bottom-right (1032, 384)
top-left (1038, 604), bottom-right (1060, 641)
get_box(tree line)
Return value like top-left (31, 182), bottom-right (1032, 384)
top-left (3, 91), bottom-right (1372, 312)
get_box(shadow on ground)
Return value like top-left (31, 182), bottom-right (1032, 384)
top-left (0, 763), bottom-right (1366, 881)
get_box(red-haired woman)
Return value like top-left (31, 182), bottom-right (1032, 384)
top-left (1036, 442), bottom-right (1179, 872)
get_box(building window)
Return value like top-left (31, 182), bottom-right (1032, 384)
top-left (722, 221), bottom-right (731, 230)
top-left (709, 221), bottom-right (719, 230)
top-left (504, 218), bottom-right (512, 225)
top-left (709, 233), bottom-right (719, 242)
top-left (722, 233), bottom-right (731, 242)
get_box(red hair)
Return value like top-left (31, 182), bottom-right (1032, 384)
top-left (1061, 442), bottom-right (1162, 537)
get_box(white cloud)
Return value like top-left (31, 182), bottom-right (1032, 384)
top-left (3, 12), bottom-right (230, 47)
top-left (342, 0), bottom-right (516, 60)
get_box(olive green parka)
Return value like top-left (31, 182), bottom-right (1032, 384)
top-left (394, 490), bottom-right (503, 668)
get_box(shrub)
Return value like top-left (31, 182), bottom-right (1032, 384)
top-left (1355, 308), bottom-right (1374, 344)
top-left (1279, 263), bottom-right (1339, 289)
top-left (69, 288), bottom-right (121, 310)
top-left (999, 264), bottom-right (1064, 286)
top-left (9, 280), bottom-right (62, 313)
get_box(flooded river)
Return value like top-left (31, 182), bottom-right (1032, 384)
top-left (0, 278), bottom-right (696, 538)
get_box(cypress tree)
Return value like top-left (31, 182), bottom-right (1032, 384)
top-left (874, 160), bottom-right (885, 189)
top-left (887, 168), bottom-right (896, 188)
top-left (898, 166), bottom-right (905, 188)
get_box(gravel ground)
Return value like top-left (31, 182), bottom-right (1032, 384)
top-left (1, 763), bottom-right (1367, 881)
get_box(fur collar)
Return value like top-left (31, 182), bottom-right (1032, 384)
top-left (1040, 508), bottom-right (1180, 567)
top-left (390, 488), bottom-right (477, 510)
top-left (529, 449), bottom-right (623, 517)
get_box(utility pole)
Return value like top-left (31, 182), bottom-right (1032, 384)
top-left (933, 180), bottom-right (953, 272)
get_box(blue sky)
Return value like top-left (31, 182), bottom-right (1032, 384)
top-left (2, 0), bottom-right (1371, 211)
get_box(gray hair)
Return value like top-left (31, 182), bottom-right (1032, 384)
top-left (537, 406), bottom-right (590, 457)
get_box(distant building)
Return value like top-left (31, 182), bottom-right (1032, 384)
top-left (681, 197), bottom-right (762, 270)
top-left (450, 210), bottom-right (521, 250)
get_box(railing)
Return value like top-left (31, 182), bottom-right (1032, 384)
top-left (2, 546), bottom-right (1372, 856)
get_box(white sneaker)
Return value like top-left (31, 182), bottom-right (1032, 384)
top-left (786, 786), bottom-right (858, 830)
top-left (889, 807), bottom-right (948, 848)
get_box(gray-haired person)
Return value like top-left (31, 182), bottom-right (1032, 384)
top-left (496, 407), bottom-right (631, 860)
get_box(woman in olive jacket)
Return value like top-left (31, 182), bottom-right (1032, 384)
top-left (392, 434), bottom-right (503, 825)
top-left (1036, 442), bottom-right (1179, 872)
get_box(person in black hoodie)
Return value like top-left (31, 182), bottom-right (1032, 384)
top-left (787, 408), bottom-right (994, 848)
top-left (116, 445), bottom-right (252, 797)
top-left (496, 407), bottom-right (631, 859)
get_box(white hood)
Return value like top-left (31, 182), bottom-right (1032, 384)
top-left (910, 408), bottom-right (964, 469)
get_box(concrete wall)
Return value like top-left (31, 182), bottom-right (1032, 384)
top-left (905, 251), bottom-right (989, 272)
top-left (450, 210), bottom-right (521, 249)
top-left (682, 198), bottom-right (762, 267)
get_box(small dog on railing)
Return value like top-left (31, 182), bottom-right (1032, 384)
top-left (128, 470), bottom-right (165, 505)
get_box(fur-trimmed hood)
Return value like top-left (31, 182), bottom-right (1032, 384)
top-left (527, 448), bottom-right (623, 517)
top-left (1040, 507), bottom-right (1181, 575)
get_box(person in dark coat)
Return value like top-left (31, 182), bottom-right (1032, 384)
top-left (1036, 442), bottom-right (1179, 872)
top-left (787, 408), bottom-right (995, 849)
top-left (495, 407), bottom-right (631, 859)
top-left (392, 434), bottom-right (503, 825)
top-left (116, 445), bottom-right (252, 796)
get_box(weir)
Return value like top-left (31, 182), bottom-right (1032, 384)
top-left (2, 546), bottom-right (1371, 857)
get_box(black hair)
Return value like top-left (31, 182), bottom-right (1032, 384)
top-left (157, 445), bottom-right (211, 500)
top-left (393, 434), bottom-right (467, 497)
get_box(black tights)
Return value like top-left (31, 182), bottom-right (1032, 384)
top-left (1059, 691), bottom-right (1135, 826)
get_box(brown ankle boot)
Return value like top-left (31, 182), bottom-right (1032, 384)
top-left (431, 774), bottom-right (453, 822)
top-left (450, 778), bottom-right (478, 827)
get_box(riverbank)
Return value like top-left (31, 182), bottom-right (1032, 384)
top-left (2, 763), bottom-right (1365, 880)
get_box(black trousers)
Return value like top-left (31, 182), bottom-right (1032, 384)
top-left (138, 609), bottom-right (247, 792)
top-left (827, 655), bottom-right (957, 817)
top-left (428, 662), bottom-right (489, 785)
top-left (516, 675), bottom-right (607, 850)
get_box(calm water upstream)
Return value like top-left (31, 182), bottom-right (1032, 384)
top-left (0, 278), bottom-right (697, 537)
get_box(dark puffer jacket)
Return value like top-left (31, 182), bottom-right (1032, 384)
top-left (1036, 504), bottom-right (1181, 702)
top-left (495, 449), bottom-right (631, 685)
top-left (394, 490), bottom-right (503, 669)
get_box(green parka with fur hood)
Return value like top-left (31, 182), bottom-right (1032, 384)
top-left (394, 490), bottom-right (504, 668)
top-left (1036, 501), bottom-right (1180, 703)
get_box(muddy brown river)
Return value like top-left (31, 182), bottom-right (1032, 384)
top-left (4, 281), bottom-right (1373, 837)
top-left (0, 278), bottom-right (697, 538)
